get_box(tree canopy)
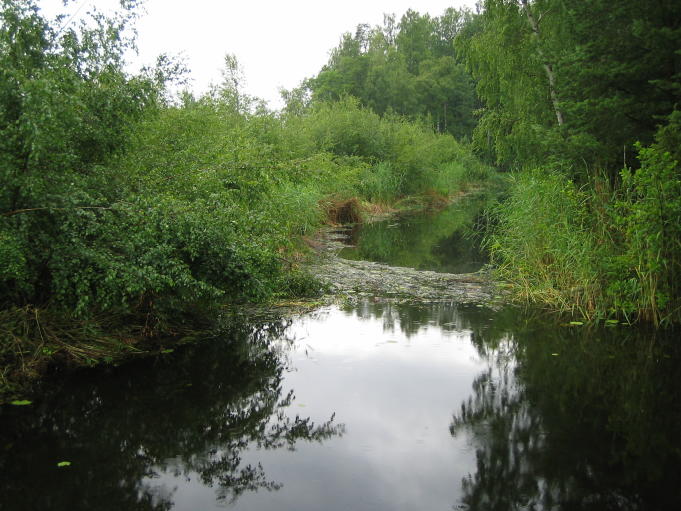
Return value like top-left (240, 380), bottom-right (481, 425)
top-left (306, 8), bottom-right (479, 140)
top-left (457, 0), bottom-right (681, 176)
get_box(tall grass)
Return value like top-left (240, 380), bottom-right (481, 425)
top-left (487, 171), bottom-right (604, 317)
top-left (488, 116), bottom-right (681, 326)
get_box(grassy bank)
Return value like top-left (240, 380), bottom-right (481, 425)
top-left (486, 117), bottom-right (681, 325)
top-left (458, 0), bottom-right (681, 326)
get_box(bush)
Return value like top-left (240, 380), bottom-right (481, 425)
top-left (0, 3), bottom-right (292, 319)
top-left (613, 112), bottom-right (681, 324)
top-left (488, 112), bottom-right (681, 324)
top-left (290, 96), bottom-right (493, 200)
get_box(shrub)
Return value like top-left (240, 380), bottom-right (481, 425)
top-left (613, 112), bottom-right (681, 324)
top-left (488, 112), bottom-right (681, 324)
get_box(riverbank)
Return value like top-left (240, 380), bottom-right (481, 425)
top-left (1, 193), bottom-right (502, 404)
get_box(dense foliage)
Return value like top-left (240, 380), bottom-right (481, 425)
top-left (0, 0), bottom-right (159, 312)
top-left (461, 0), bottom-right (681, 324)
top-left (304, 8), bottom-right (479, 139)
top-left (458, 0), bottom-right (681, 176)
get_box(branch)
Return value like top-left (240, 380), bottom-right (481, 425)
top-left (1, 206), bottom-right (115, 218)
top-left (537, 8), bottom-right (553, 26)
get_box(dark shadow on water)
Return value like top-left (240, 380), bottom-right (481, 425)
top-left (333, 299), bottom-right (681, 510)
top-left (450, 311), bottom-right (681, 511)
top-left (2, 300), bottom-right (680, 511)
top-left (0, 317), bottom-right (343, 511)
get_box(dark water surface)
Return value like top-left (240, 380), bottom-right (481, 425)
top-left (3, 303), bottom-right (680, 510)
top-left (339, 196), bottom-right (489, 274)
top-left (2, 199), bottom-right (681, 510)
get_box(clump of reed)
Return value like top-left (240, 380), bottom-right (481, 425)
top-left (485, 170), bottom-right (606, 319)
top-left (487, 153), bottom-right (681, 326)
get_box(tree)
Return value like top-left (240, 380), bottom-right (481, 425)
top-left (457, 0), bottom-right (681, 175)
top-left (0, 0), bottom-right (162, 307)
top-left (456, 0), bottom-right (557, 167)
top-left (519, 0), bottom-right (564, 126)
top-left (218, 53), bottom-right (246, 113)
top-left (307, 7), bottom-right (479, 139)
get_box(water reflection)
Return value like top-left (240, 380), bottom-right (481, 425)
top-left (0, 319), bottom-right (343, 511)
top-left (339, 196), bottom-right (489, 273)
top-left (242, 301), bottom-right (485, 511)
top-left (2, 302), bottom-right (680, 510)
top-left (451, 314), bottom-right (681, 510)
top-left (344, 299), bottom-right (494, 338)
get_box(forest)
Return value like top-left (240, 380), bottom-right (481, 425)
top-left (1, 0), bottom-right (680, 396)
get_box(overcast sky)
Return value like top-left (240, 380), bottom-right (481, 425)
top-left (39, 0), bottom-right (477, 108)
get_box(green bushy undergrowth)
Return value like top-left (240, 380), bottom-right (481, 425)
top-left (487, 112), bottom-right (681, 325)
top-left (286, 97), bottom-right (493, 200)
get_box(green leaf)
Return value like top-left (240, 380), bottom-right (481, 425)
top-left (161, 348), bottom-right (174, 354)
top-left (57, 461), bottom-right (71, 468)
top-left (568, 321), bottom-right (584, 326)
top-left (10, 400), bottom-right (32, 406)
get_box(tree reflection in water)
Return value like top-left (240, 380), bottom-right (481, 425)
top-left (0, 317), bottom-right (344, 511)
top-left (450, 312), bottom-right (681, 511)
top-left (339, 195), bottom-right (490, 274)
top-left (345, 299), bottom-right (480, 338)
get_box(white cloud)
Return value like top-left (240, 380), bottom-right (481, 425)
top-left (38, 0), bottom-right (477, 108)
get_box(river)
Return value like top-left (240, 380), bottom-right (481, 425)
top-left (2, 198), bottom-right (680, 510)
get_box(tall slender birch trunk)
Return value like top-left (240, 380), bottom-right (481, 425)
top-left (519, 0), bottom-right (565, 127)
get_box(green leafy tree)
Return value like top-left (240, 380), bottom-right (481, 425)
top-left (456, 0), bottom-right (560, 168)
top-left (458, 0), bottom-right (681, 175)
top-left (0, 0), bottom-right (161, 308)
top-left (307, 8), bottom-right (479, 139)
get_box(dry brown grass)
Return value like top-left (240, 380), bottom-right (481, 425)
top-left (323, 197), bottom-right (364, 225)
top-left (0, 305), bottom-right (204, 401)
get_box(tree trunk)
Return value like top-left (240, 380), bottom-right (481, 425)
top-left (520, 0), bottom-right (565, 127)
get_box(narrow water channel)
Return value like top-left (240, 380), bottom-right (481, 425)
top-left (2, 200), bottom-right (680, 510)
top-left (339, 195), bottom-right (489, 274)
